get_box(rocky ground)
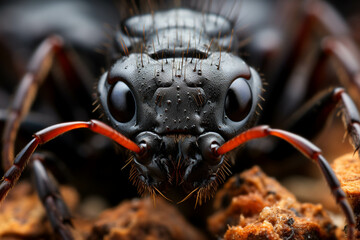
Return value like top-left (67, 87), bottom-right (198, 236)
top-left (1, 157), bottom-right (358, 240)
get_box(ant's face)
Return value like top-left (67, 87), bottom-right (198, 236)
top-left (98, 52), bottom-right (261, 201)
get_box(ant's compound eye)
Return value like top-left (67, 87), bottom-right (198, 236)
top-left (225, 78), bottom-right (252, 122)
top-left (108, 81), bottom-right (136, 123)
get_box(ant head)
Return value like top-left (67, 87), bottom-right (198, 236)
top-left (98, 47), bottom-right (262, 203)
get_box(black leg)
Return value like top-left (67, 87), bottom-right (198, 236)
top-left (258, 0), bottom-right (360, 124)
top-left (256, 1), bottom-right (360, 157)
top-left (2, 35), bottom-right (95, 171)
top-left (263, 87), bottom-right (360, 162)
top-left (31, 154), bottom-right (74, 240)
top-left (282, 87), bottom-right (360, 153)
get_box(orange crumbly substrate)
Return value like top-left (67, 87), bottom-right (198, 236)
top-left (0, 165), bottom-right (350, 239)
top-left (208, 166), bottom-right (345, 239)
top-left (332, 153), bottom-right (360, 236)
top-left (0, 182), bottom-right (205, 240)
top-left (0, 182), bottom-right (79, 239)
top-left (87, 197), bottom-right (206, 240)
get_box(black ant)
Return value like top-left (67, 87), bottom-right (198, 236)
top-left (1, 0), bottom-right (360, 239)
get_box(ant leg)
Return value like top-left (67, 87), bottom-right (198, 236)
top-left (31, 154), bottom-right (74, 240)
top-left (295, 0), bottom-right (360, 103)
top-left (286, 31), bottom-right (360, 152)
top-left (318, 37), bottom-right (360, 100)
top-left (0, 119), bottom-right (140, 203)
top-left (216, 125), bottom-right (356, 240)
top-left (277, 87), bottom-right (360, 154)
top-left (2, 36), bottom-right (63, 171)
top-left (262, 0), bottom-right (360, 122)
top-left (264, 1), bottom-right (360, 154)
top-left (2, 35), bottom-right (94, 171)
